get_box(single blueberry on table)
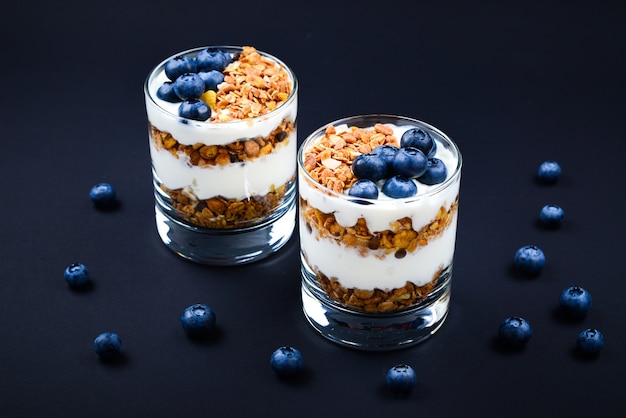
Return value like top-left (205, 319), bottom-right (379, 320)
top-left (348, 179), bottom-right (379, 200)
top-left (539, 204), bottom-right (565, 228)
top-left (386, 364), bottom-right (417, 396)
top-left (198, 70), bottom-right (225, 92)
top-left (382, 176), bottom-right (418, 199)
top-left (195, 49), bottom-right (229, 72)
top-left (498, 317), bottom-right (532, 347)
top-left (89, 183), bottom-right (116, 207)
top-left (559, 286), bottom-right (592, 318)
top-left (94, 332), bottom-right (122, 359)
top-left (576, 328), bottom-right (604, 356)
top-left (181, 303), bottom-right (216, 337)
top-left (173, 73), bottom-right (205, 100)
top-left (164, 55), bottom-right (197, 81)
top-left (537, 160), bottom-right (561, 183)
top-left (400, 127), bottom-right (436, 156)
top-left (391, 147), bottom-right (428, 178)
top-left (64, 262), bottom-right (90, 287)
top-left (270, 346), bottom-right (303, 377)
top-left (514, 245), bottom-right (546, 276)
top-left (352, 153), bottom-right (387, 182)
top-left (156, 81), bottom-right (181, 103)
top-left (418, 158), bottom-right (448, 185)
top-left (178, 99), bottom-right (211, 121)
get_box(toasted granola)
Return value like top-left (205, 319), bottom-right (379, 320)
top-left (150, 118), bottom-right (294, 166)
top-left (162, 179), bottom-right (293, 229)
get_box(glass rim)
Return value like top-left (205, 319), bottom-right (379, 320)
top-left (144, 45), bottom-right (298, 127)
top-left (297, 114), bottom-right (462, 204)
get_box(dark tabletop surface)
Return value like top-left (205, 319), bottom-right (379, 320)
top-left (2, 1), bottom-right (625, 417)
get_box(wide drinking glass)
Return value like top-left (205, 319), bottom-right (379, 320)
top-left (298, 115), bottom-right (462, 350)
top-left (144, 46), bottom-right (298, 265)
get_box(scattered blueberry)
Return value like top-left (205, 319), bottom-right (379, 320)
top-left (352, 153), bottom-right (387, 182)
top-left (382, 176), bottom-right (418, 198)
top-left (537, 160), bottom-right (561, 183)
top-left (400, 128), bottom-right (436, 156)
top-left (539, 204), bottom-right (565, 228)
top-left (195, 48), bottom-right (229, 72)
top-left (93, 332), bottom-right (122, 359)
top-left (576, 328), bottom-right (604, 356)
top-left (178, 99), bottom-right (211, 121)
top-left (173, 73), bottom-right (205, 100)
top-left (418, 158), bottom-right (448, 185)
top-left (391, 147), bottom-right (428, 178)
top-left (198, 70), bottom-right (225, 91)
top-left (164, 55), bottom-right (197, 81)
top-left (180, 303), bottom-right (216, 337)
top-left (559, 286), bottom-right (592, 318)
top-left (270, 346), bottom-right (303, 377)
top-left (156, 81), bottom-right (182, 103)
top-left (348, 179), bottom-right (379, 199)
top-left (89, 183), bottom-right (116, 207)
top-left (514, 245), bottom-right (546, 276)
top-left (64, 262), bottom-right (90, 287)
top-left (386, 364), bottom-right (417, 396)
top-left (498, 316), bottom-right (532, 347)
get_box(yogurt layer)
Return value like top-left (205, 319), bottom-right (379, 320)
top-left (150, 132), bottom-right (296, 200)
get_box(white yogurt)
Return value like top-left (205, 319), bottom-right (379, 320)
top-left (299, 121), bottom-right (461, 291)
top-left (150, 132), bottom-right (296, 200)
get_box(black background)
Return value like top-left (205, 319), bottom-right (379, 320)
top-left (2, 1), bottom-right (625, 417)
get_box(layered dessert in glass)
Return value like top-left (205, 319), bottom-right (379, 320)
top-left (298, 115), bottom-right (461, 349)
top-left (145, 46), bottom-right (297, 265)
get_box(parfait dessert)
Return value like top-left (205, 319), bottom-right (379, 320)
top-left (145, 46), bottom-right (298, 264)
top-left (298, 115), bottom-right (461, 348)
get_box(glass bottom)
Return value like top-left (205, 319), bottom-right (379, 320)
top-left (154, 196), bottom-right (296, 266)
top-left (301, 259), bottom-right (451, 351)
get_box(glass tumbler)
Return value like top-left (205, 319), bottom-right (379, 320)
top-left (144, 46), bottom-right (298, 265)
top-left (298, 115), bottom-right (462, 350)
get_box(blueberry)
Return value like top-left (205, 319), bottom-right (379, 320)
top-left (198, 70), bottom-right (225, 91)
top-left (195, 48), bottom-right (228, 72)
top-left (576, 328), bottom-right (604, 356)
top-left (370, 145), bottom-right (398, 174)
top-left (173, 73), bottom-right (205, 100)
top-left (93, 332), bottom-right (122, 359)
top-left (270, 346), bottom-right (303, 376)
top-left (391, 147), bottom-right (428, 178)
top-left (539, 204), bottom-right (565, 228)
top-left (164, 55), bottom-right (197, 81)
top-left (382, 176), bottom-right (418, 199)
top-left (352, 153), bottom-right (387, 181)
top-left (348, 179), bottom-right (379, 199)
top-left (89, 183), bottom-right (116, 207)
top-left (64, 262), bottom-right (90, 287)
top-left (537, 160), bottom-right (561, 183)
top-left (156, 81), bottom-right (181, 103)
top-left (418, 158), bottom-right (448, 185)
top-left (498, 316), bottom-right (532, 347)
top-left (400, 128), bottom-right (436, 157)
top-left (559, 286), bottom-right (592, 318)
top-left (386, 364), bottom-right (416, 395)
top-left (180, 303), bottom-right (216, 337)
top-left (178, 99), bottom-right (210, 121)
top-left (514, 245), bottom-right (545, 276)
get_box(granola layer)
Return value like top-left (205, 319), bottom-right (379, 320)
top-left (163, 178), bottom-right (293, 229)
